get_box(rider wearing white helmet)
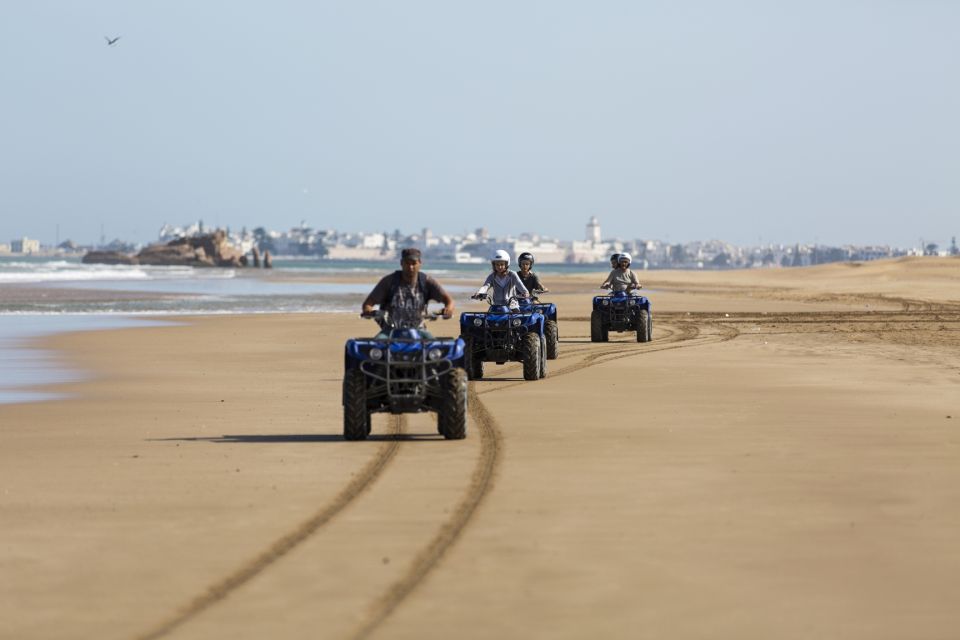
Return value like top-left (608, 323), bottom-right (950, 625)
top-left (600, 251), bottom-right (641, 292)
top-left (474, 249), bottom-right (530, 308)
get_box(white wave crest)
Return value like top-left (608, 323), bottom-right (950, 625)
top-left (0, 263), bottom-right (237, 284)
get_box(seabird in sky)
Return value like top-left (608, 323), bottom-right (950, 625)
top-left (104, 36), bottom-right (121, 46)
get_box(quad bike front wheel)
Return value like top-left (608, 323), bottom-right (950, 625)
top-left (342, 369), bottom-right (371, 441)
top-left (437, 368), bottom-right (468, 440)
top-left (463, 336), bottom-right (484, 380)
top-left (590, 310), bottom-right (608, 342)
top-left (637, 309), bottom-right (651, 343)
top-left (521, 333), bottom-right (541, 381)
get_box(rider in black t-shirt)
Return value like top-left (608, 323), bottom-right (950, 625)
top-left (362, 248), bottom-right (454, 337)
top-left (516, 252), bottom-right (548, 296)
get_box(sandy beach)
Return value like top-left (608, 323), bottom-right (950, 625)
top-left (2, 257), bottom-right (959, 640)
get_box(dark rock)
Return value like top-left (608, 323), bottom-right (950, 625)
top-left (263, 250), bottom-right (273, 269)
top-left (84, 231), bottom-right (249, 268)
top-left (138, 231), bottom-right (247, 268)
top-left (82, 251), bottom-right (138, 265)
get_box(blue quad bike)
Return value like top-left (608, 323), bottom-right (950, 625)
top-left (516, 290), bottom-right (559, 360)
top-left (459, 295), bottom-right (548, 381)
top-left (590, 289), bottom-right (653, 343)
top-left (342, 311), bottom-right (468, 441)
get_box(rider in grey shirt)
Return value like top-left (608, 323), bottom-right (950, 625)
top-left (600, 252), bottom-right (641, 293)
top-left (474, 250), bottom-right (530, 308)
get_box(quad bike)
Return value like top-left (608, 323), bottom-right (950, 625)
top-left (342, 310), bottom-right (467, 440)
top-left (590, 289), bottom-right (652, 343)
top-left (516, 289), bottom-right (559, 360)
top-left (459, 294), bottom-right (547, 381)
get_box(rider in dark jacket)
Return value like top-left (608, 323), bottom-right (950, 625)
top-left (362, 248), bottom-right (454, 337)
top-left (516, 251), bottom-right (548, 295)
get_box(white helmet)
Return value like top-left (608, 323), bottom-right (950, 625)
top-left (491, 249), bottom-right (511, 265)
top-left (618, 252), bottom-right (632, 265)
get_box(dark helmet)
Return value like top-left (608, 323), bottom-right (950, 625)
top-left (518, 252), bottom-right (535, 267)
top-left (609, 253), bottom-right (621, 267)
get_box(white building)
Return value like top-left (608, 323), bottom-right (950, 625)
top-left (510, 238), bottom-right (568, 264)
top-left (11, 237), bottom-right (40, 254)
top-left (586, 217), bottom-right (601, 244)
top-left (569, 240), bottom-right (615, 263)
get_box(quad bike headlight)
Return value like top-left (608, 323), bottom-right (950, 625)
top-left (473, 318), bottom-right (483, 327)
top-left (369, 347), bottom-right (383, 360)
top-left (511, 318), bottom-right (522, 327)
top-left (602, 299), bottom-right (610, 306)
top-left (628, 299), bottom-right (637, 305)
top-left (427, 347), bottom-right (443, 361)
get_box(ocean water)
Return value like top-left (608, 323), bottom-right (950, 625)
top-left (0, 258), bottom-right (370, 314)
top-left (0, 257), bottom-right (369, 403)
top-left (0, 315), bottom-right (174, 404)
top-left (0, 256), bottom-right (489, 403)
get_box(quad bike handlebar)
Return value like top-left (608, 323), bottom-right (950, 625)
top-left (470, 292), bottom-right (532, 303)
top-left (360, 309), bottom-right (445, 322)
top-left (599, 284), bottom-right (642, 291)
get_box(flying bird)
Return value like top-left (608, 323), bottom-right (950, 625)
top-left (104, 36), bottom-right (121, 46)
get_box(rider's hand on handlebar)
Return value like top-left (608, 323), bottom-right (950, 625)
top-left (442, 305), bottom-right (454, 319)
top-left (600, 283), bottom-right (611, 290)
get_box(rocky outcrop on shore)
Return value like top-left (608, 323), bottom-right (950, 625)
top-left (82, 231), bottom-right (249, 267)
top-left (80, 251), bottom-right (138, 265)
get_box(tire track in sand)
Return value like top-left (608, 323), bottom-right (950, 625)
top-left (134, 416), bottom-right (406, 640)
top-left (347, 316), bottom-right (724, 638)
top-left (346, 387), bottom-right (502, 640)
top-left (136, 314), bottom-right (724, 640)
top-left (477, 318), bottom-right (736, 396)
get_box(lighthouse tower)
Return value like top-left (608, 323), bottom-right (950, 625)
top-left (586, 216), bottom-right (601, 244)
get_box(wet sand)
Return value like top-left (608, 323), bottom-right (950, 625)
top-left (2, 257), bottom-right (959, 640)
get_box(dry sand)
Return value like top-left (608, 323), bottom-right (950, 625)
top-left (2, 258), bottom-right (959, 640)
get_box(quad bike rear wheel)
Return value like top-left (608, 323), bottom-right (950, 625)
top-left (545, 320), bottom-right (559, 359)
top-left (437, 368), bottom-right (468, 440)
top-left (539, 335), bottom-right (548, 379)
top-left (342, 368), bottom-right (371, 441)
top-left (521, 333), bottom-right (541, 381)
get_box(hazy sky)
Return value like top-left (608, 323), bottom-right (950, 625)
top-left (1, 1), bottom-right (957, 247)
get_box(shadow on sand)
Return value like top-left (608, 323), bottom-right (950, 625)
top-left (150, 432), bottom-right (444, 444)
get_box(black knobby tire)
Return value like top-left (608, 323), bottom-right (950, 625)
top-left (647, 312), bottom-right (654, 342)
top-left (342, 368), bottom-right (370, 441)
top-left (437, 368), bottom-right (468, 440)
top-left (539, 335), bottom-right (548, 379)
top-left (590, 310), bottom-right (608, 342)
top-left (463, 336), bottom-right (483, 380)
top-left (521, 333), bottom-right (541, 381)
top-left (637, 309), bottom-right (651, 343)
top-left (545, 320), bottom-right (559, 359)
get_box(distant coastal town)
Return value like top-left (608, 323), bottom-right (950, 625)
top-left (3, 217), bottom-right (958, 269)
